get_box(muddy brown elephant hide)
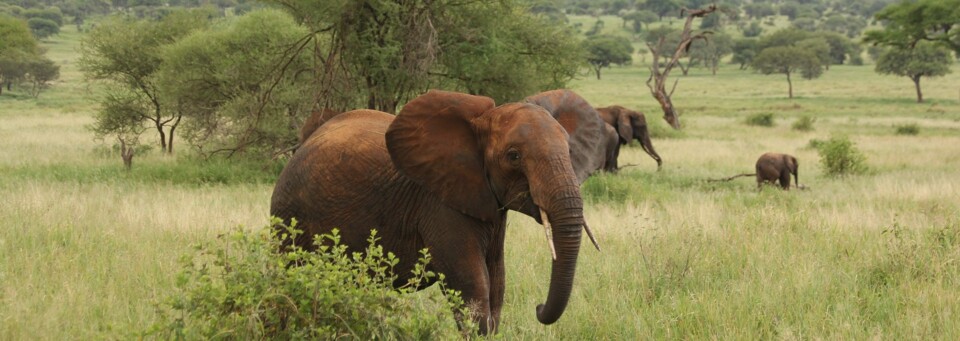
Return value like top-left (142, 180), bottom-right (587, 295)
top-left (596, 105), bottom-right (663, 170)
top-left (271, 90), bottom-right (602, 334)
top-left (756, 152), bottom-right (798, 190)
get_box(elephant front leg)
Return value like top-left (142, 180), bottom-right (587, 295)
top-left (487, 252), bottom-right (505, 334)
top-left (440, 254), bottom-right (494, 334)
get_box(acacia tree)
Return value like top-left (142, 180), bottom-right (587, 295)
top-left (751, 46), bottom-right (823, 98)
top-left (157, 9), bottom-right (315, 158)
top-left (864, 0), bottom-right (960, 55)
top-left (688, 32), bottom-right (732, 75)
top-left (645, 5), bottom-right (718, 130)
top-left (79, 9), bottom-right (212, 154)
top-left (262, 0), bottom-right (582, 112)
top-left (875, 42), bottom-right (952, 103)
top-left (91, 93), bottom-right (148, 169)
top-left (583, 35), bottom-right (633, 80)
top-left (0, 14), bottom-right (40, 95)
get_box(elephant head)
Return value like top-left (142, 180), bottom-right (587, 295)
top-left (386, 90), bottom-right (592, 325)
top-left (597, 105), bottom-right (663, 169)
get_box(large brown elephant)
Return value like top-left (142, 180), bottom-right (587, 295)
top-left (270, 90), bottom-right (602, 334)
top-left (596, 105), bottom-right (663, 171)
top-left (756, 152), bottom-right (798, 190)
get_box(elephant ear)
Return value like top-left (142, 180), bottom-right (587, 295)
top-left (525, 90), bottom-right (606, 184)
top-left (386, 90), bottom-right (500, 222)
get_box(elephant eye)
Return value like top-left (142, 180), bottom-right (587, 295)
top-left (507, 149), bottom-right (521, 162)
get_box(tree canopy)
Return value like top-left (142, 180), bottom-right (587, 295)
top-left (875, 42), bottom-right (953, 103)
top-left (584, 34), bottom-right (633, 80)
top-left (751, 45), bottom-right (823, 98)
top-left (864, 0), bottom-right (960, 55)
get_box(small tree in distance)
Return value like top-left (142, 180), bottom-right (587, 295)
top-left (875, 42), bottom-right (953, 103)
top-left (751, 46), bottom-right (823, 98)
top-left (90, 94), bottom-right (148, 169)
top-left (584, 35), bottom-right (633, 80)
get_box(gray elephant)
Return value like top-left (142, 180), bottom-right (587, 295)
top-left (270, 90), bottom-right (603, 335)
top-left (756, 152), bottom-right (798, 190)
top-left (596, 105), bottom-right (663, 171)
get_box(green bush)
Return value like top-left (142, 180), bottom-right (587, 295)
top-left (147, 220), bottom-right (471, 339)
top-left (791, 116), bottom-right (816, 131)
top-left (894, 123), bottom-right (919, 135)
top-left (745, 113), bottom-right (775, 127)
top-left (816, 136), bottom-right (868, 177)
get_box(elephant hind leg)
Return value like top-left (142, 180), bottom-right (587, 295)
top-left (779, 171), bottom-right (791, 190)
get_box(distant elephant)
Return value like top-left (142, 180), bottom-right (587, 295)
top-left (271, 90), bottom-right (602, 334)
top-left (756, 152), bottom-right (798, 190)
top-left (596, 105), bottom-right (663, 170)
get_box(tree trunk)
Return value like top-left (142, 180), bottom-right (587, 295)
top-left (644, 5), bottom-right (718, 131)
top-left (912, 76), bottom-right (923, 103)
top-left (786, 71), bottom-right (793, 99)
top-left (595, 66), bottom-right (602, 80)
top-left (120, 139), bottom-right (134, 170)
top-left (155, 122), bottom-right (168, 153)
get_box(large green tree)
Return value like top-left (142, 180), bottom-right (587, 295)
top-left (875, 42), bottom-right (953, 103)
top-left (0, 14), bottom-right (40, 94)
top-left (80, 9), bottom-right (213, 154)
top-left (864, 0), bottom-right (960, 55)
top-left (583, 35), bottom-right (633, 80)
top-left (260, 0), bottom-right (582, 112)
top-left (688, 32), bottom-right (733, 75)
top-left (157, 9), bottom-right (315, 158)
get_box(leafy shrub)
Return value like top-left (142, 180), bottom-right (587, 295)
top-left (791, 116), bottom-right (816, 131)
top-left (745, 113), bottom-right (775, 127)
top-left (894, 123), bottom-right (919, 135)
top-left (148, 220), bottom-right (470, 339)
top-left (816, 136), bottom-right (868, 177)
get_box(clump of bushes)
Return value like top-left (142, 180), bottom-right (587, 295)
top-left (791, 116), bottom-right (816, 131)
top-left (147, 220), bottom-right (470, 339)
top-left (894, 123), bottom-right (920, 135)
top-left (816, 136), bottom-right (869, 177)
top-left (745, 113), bottom-right (776, 127)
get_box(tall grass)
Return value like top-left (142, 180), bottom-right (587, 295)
top-left (2, 18), bottom-right (960, 340)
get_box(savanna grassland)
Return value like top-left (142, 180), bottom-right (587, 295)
top-left (2, 20), bottom-right (960, 339)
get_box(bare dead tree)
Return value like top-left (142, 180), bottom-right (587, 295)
top-left (646, 5), bottom-right (718, 130)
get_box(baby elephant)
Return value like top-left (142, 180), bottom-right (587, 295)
top-left (755, 152), bottom-right (798, 190)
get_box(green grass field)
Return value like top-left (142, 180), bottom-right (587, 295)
top-left (2, 22), bottom-right (959, 339)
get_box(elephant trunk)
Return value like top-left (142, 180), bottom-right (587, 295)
top-left (532, 183), bottom-right (585, 325)
top-left (637, 129), bottom-right (662, 170)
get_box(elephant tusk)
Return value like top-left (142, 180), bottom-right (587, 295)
top-left (539, 208), bottom-right (557, 261)
top-left (583, 223), bottom-right (601, 251)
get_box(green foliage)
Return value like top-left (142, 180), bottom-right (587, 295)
top-left (816, 136), bottom-right (868, 177)
top-left (0, 14), bottom-right (45, 94)
top-left (731, 38), bottom-right (757, 69)
top-left (744, 112), bottom-right (775, 127)
top-left (22, 7), bottom-right (62, 26)
top-left (863, 0), bottom-right (960, 55)
top-left (791, 116), bottom-right (816, 131)
top-left (79, 9), bottom-right (215, 154)
top-left (148, 221), bottom-right (469, 339)
top-left (436, 2), bottom-right (583, 103)
top-left (742, 21), bottom-right (763, 38)
top-left (751, 45), bottom-right (823, 98)
top-left (894, 123), bottom-right (919, 135)
top-left (26, 17), bottom-right (56, 39)
top-left (875, 42), bottom-right (953, 103)
top-left (688, 32), bottom-right (733, 74)
top-left (22, 55), bottom-right (58, 97)
top-left (584, 34), bottom-right (633, 80)
top-left (158, 8), bottom-right (313, 159)
top-left (259, 0), bottom-right (583, 110)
